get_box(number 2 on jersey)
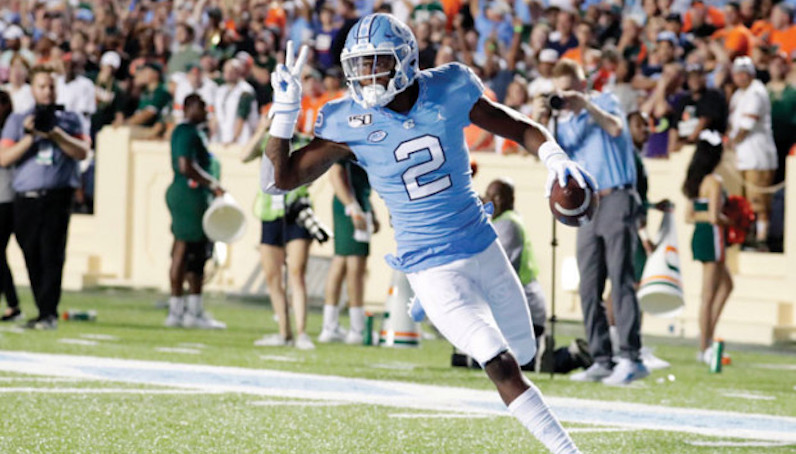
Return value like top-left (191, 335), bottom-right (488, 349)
top-left (394, 135), bottom-right (452, 201)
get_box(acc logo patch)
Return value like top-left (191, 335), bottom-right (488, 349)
top-left (368, 130), bottom-right (387, 143)
top-left (315, 112), bottom-right (324, 129)
top-left (348, 114), bottom-right (373, 128)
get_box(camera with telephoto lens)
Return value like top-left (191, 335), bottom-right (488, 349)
top-left (286, 197), bottom-right (331, 244)
top-left (33, 104), bottom-right (64, 132)
top-left (546, 94), bottom-right (565, 111)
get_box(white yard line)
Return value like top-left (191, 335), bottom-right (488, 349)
top-left (389, 413), bottom-right (493, 419)
top-left (720, 392), bottom-right (776, 401)
top-left (248, 400), bottom-right (349, 407)
top-left (0, 387), bottom-right (221, 395)
top-left (155, 347), bottom-right (201, 355)
top-left (80, 334), bottom-right (119, 341)
top-left (0, 351), bottom-right (794, 443)
top-left (58, 339), bottom-right (99, 346)
top-left (259, 355), bottom-right (301, 362)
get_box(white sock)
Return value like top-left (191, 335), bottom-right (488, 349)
top-left (756, 220), bottom-right (768, 241)
top-left (508, 384), bottom-right (580, 454)
top-left (349, 306), bottom-right (365, 334)
top-left (186, 294), bottom-right (202, 315)
top-left (168, 296), bottom-right (185, 315)
top-left (323, 304), bottom-right (339, 331)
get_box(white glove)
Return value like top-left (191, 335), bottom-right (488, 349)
top-left (269, 40), bottom-right (309, 139)
top-left (538, 141), bottom-right (597, 197)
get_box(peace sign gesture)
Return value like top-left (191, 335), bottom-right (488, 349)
top-left (269, 40), bottom-right (310, 122)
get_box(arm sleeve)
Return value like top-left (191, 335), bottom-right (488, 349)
top-left (494, 219), bottom-right (524, 274)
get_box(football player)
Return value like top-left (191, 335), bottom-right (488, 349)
top-left (261, 14), bottom-right (589, 453)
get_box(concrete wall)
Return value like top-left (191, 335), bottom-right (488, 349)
top-left (5, 127), bottom-right (795, 344)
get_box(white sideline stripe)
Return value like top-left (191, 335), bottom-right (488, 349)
top-left (371, 362), bottom-right (417, 371)
top-left (178, 343), bottom-right (207, 349)
top-left (80, 334), bottom-right (119, 341)
top-left (58, 339), bottom-right (98, 346)
top-left (686, 440), bottom-right (792, 447)
top-left (259, 355), bottom-right (301, 363)
top-left (567, 428), bottom-right (636, 434)
top-left (0, 351), bottom-right (794, 443)
top-left (751, 363), bottom-right (796, 371)
top-left (0, 377), bottom-right (85, 383)
top-left (720, 392), bottom-right (776, 401)
top-left (155, 347), bottom-right (201, 355)
top-left (248, 400), bottom-right (349, 407)
top-left (389, 413), bottom-right (493, 419)
top-left (0, 327), bottom-right (25, 334)
top-left (0, 387), bottom-right (222, 394)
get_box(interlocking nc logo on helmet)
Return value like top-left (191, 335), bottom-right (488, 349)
top-left (341, 13), bottom-right (420, 109)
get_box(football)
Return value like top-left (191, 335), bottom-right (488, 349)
top-left (549, 176), bottom-right (599, 226)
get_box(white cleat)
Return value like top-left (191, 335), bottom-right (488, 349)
top-left (570, 362), bottom-right (613, 382)
top-left (602, 358), bottom-right (649, 386)
top-left (344, 330), bottom-right (364, 345)
top-left (295, 333), bottom-right (316, 350)
top-left (182, 312), bottom-right (226, 330)
top-left (164, 313), bottom-right (183, 328)
top-left (254, 334), bottom-right (294, 347)
top-left (318, 326), bottom-right (347, 343)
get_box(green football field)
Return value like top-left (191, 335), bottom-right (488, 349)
top-left (0, 289), bottom-right (794, 453)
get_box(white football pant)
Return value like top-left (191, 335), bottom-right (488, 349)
top-left (406, 240), bottom-right (537, 366)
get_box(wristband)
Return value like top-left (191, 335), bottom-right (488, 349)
top-left (345, 202), bottom-right (364, 218)
top-left (538, 141), bottom-right (567, 166)
top-left (514, 25), bottom-right (523, 33)
top-left (268, 109), bottom-right (299, 139)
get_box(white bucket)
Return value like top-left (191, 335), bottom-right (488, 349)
top-left (202, 193), bottom-right (247, 243)
top-left (637, 212), bottom-right (685, 317)
top-left (379, 271), bottom-right (420, 348)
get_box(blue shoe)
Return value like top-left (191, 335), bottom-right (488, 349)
top-left (602, 358), bottom-right (649, 386)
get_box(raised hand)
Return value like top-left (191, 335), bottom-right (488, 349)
top-left (268, 40), bottom-right (309, 138)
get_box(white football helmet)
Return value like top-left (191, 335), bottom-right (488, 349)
top-left (340, 13), bottom-right (419, 108)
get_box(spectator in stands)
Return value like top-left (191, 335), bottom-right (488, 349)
top-left (171, 63), bottom-right (218, 125)
top-left (751, 3), bottom-right (796, 58)
top-left (1, 25), bottom-right (34, 79)
top-left (0, 90), bottom-right (20, 322)
top-left (167, 23), bottom-right (202, 77)
top-left (634, 31), bottom-right (679, 91)
top-left (91, 52), bottom-right (126, 144)
top-left (547, 8), bottom-right (579, 57)
top-left (562, 21), bottom-right (595, 70)
top-left (212, 58), bottom-right (257, 145)
top-left (605, 58), bottom-right (639, 115)
top-left (56, 51), bottom-right (96, 136)
top-left (313, 4), bottom-right (341, 72)
top-left (683, 138), bottom-right (733, 364)
top-left (550, 60), bottom-right (648, 385)
top-left (320, 159), bottom-right (378, 345)
top-left (296, 68), bottom-right (342, 136)
top-left (164, 94), bottom-right (226, 330)
top-left (124, 62), bottom-right (171, 138)
top-left (3, 56), bottom-right (34, 113)
top-left (729, 56), bottom-right (778, 249)
top-left (0, 66), bottom-right (89, 330)
top-left (527, 49), bottom-right (558, 98)
top-left (768, 51), bottom-right (796, 184)
top-left (673, 63), bottom-right (728, 151)
top-left (712, 2), bottom-right (755, 59)
top-left (641, 62), bottom-right (685, 157)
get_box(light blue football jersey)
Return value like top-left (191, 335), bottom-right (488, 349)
top-left (314, 63), bottom-right (496, 272)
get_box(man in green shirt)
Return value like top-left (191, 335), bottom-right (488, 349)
top-left (125, 62), bottom-right (172, 136)
top-left (165, 94), bottom-right (226, 330)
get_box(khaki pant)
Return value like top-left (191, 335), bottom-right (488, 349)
top-left (741, 170), bottom-right (775, 218)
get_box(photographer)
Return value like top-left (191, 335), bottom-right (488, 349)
top-left (548, 60), bottom-right (647, 386)
top-left (0, 66), bottom-right (89, 330)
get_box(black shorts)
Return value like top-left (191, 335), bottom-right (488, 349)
top-left (261, 218), bottom-right (312, 246)
top-left (184, 241), bottom-right (212, 275)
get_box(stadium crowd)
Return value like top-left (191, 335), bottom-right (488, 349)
top-left (0, 0), bottom-right (794, 348)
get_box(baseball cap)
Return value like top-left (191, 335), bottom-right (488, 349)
top-left (100, 51), bottom-right (121, 69)
top-left (665, 12), bottom-right (682, 22)
top-left (656, 31), bottom-right (678, 45)
top-left (732, 56), bottom-right (755, 75)
top-left (686, 63), bottom-right (704, 73)
top-left (75, 8), bottom-right (94, 22)
top-left (2, 24), bottom-right (24, 40)
top-left (539, 48), bottom-right (559, 64)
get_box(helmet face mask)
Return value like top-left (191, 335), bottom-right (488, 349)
top-left (342, 14), bottom-right (419, 108)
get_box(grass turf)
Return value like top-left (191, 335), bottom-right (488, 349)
top-left (0, 289), bottom-right (794, 453)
